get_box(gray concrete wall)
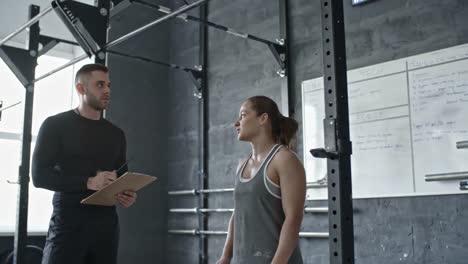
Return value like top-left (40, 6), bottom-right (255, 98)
top-left (165, 4), bottom-right (202, 262)
top-left (2, 0), bottom-right (466, 263)
top-left (106, 1), bottom-right (171, 263)
top-left (165, 0), bottom-right (468, 263)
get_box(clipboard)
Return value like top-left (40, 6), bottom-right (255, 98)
top-left (81, 172), bottom-right (157, 206)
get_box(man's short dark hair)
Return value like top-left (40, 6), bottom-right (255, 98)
top-left (75, 63), bottom-right (109, 84)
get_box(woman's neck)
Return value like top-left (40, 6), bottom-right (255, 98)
top-left (250, 137), bottom-right (277, 162)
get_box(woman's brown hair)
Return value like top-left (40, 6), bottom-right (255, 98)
top-left (246, 96), bottom-right (298, 148)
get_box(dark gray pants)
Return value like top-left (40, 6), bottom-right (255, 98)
top-left (41, 207), bottom-right (119, 264)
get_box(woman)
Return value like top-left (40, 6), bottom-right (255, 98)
top-left (217, 96), bottom-right (306, 264)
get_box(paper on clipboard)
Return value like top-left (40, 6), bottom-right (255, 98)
top-left (81, 172), bottom-right (157, 206)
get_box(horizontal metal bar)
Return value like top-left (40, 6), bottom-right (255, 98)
top-left (105, 0), bottom-right (209, 49)
top-left (131, 0), bottom-right (188, 20)
top-left (425, 171), bottom-right (468, 182)
top-left (199, 230), bottom-right (228, 235)
top-left (304, 207), bottom-right (328, 213)
top-left (307, 182), bottom-right (327, 188)
top-left (299, 232), bottom-right (329, 238)
top-left (0, 132), bottom-right (22, 141)
top-left (168, 229), bottom-right (329, 238)
top-left (198, 188), bottom-right (234, 194)
top-left (133, 0), bottom-right (280, 47)
top-left (33, 54), bottom-right (88, 83)
top-left (109, 0), bottom-right (133, 19)
top-left (0, 101), bottom-right (22, 112)
top-left (0, 232), bottom-right (47, 237)
top-left (168, 189), bottom-right (197, 195)
top-left (456, 141), bottom-right (468, 149)
top-left (0, 6), bottom-right (53, 47)
top-left (168, 229), bottom-right (228, 235)
top-left (199, 208), bottom-right (233, 213)
top-left (168, 229), bottom-right (197, 235)
top-left (169, 208), bottom-right (233, 213)
top-left (43, 36), bottom-right (79, 46)
top-left (170, 182), bottom-right (331, 195)
top-left (107, 49), bottom-right (197, 72)
top-left (169, 184), bottom-right (329, 195)
top-left (168, 188), bottom-right (235, 195)
top-left (169, 208), bottom-right (198, 213)
top-left (169, 207), bottom-right (327, 214)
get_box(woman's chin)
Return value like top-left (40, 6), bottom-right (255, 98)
top-left (237, 134), bottom-right (247, 141)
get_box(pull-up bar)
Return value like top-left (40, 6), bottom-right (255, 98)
top-left (107, 50), bottom-right (199, 73)
top-left (33, 0), bottom-right (209, 84)
top-left (105, 0), bottom-right (209, 49)
top-left (33, 53), bottom-right (88, 83)
top-left (132, 0), bottom-right (282, 48)
top-left (0, 6), bottom-right (53, 47)
top-left (0, 101), bottom-right (22, 113)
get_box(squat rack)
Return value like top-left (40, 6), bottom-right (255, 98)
top-left (0, 0), bottom-right (209, 263)
top-left (0, 0), bottom-right (288, 263)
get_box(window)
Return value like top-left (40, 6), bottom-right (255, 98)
top-left (0, 54), bottom-right (92, 233)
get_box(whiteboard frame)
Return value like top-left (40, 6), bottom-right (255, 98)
top-left (303, 43), bottom-right (468, 200)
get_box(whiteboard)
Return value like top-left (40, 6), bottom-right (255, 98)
top-left (302, 43), bottom-right (468, 199)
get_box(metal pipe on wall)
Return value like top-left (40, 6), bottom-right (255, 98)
top-left (168, 183), bottom-right (323, 196)
top-left (456, 141), bottom-right (468, 149)
top-left (0, 6), bottom-right (53, 47)
top-left (168, 229), bottom-right (330, 238)
top-left (104, 0), bottom-right (209, 49)
top-left (33, 54), bottom-right (88, 83)
top-left (168, 189), bottom-right (198, 195)
top-left (169, 207), bottom-right (328, 214)
top-left (425, 171), bottom-right (468, 181)
top-left (198, 188), bottom-right (234, 194)
top-left (33, 0), bottom-right (210, 84)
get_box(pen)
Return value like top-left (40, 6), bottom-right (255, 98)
top-left (116, 157), bottom-right (132, 173)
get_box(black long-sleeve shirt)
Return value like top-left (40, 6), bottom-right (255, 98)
top-left (32, 110), bottom-right (127, 208)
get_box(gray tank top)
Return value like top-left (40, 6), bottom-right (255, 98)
top-left (232, 144), bottom-right (303, 264)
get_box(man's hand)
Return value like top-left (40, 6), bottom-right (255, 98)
top-left (87, 171), bottom-right (117, 190)
top-left (116, 190), bottom-right (137, 208)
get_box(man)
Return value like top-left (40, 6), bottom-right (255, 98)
top-left (32, 63), bottom-right (136, 264)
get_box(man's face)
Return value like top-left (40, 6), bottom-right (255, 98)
top-left (80, 71), bottom-right (111, 111)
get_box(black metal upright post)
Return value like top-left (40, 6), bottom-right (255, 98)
top-left (95, 0), bottom-right (111, 65)
top-left (320, 0), bottom-right (354, 264)
top-left (95, 0), bottom-right (110, 120)
top-left (14, 5), bottom-right (40, 264)
top-left (279, 0), bottom-right (293, 117)
top-left (198, 3), bottom-right (209, 264)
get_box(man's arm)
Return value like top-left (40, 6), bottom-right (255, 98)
top-left (32, 117), bottom-right (88, 192)
top-left (271, 150), bottom-right (306, 264)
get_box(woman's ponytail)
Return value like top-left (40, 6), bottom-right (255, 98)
top-left (278, 115), bottom-right (298, 148)
top-left (247, 96), bottom-right (298, 148)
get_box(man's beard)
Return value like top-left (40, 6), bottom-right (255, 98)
top-left (85, 91), bottom-right (107, 111)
